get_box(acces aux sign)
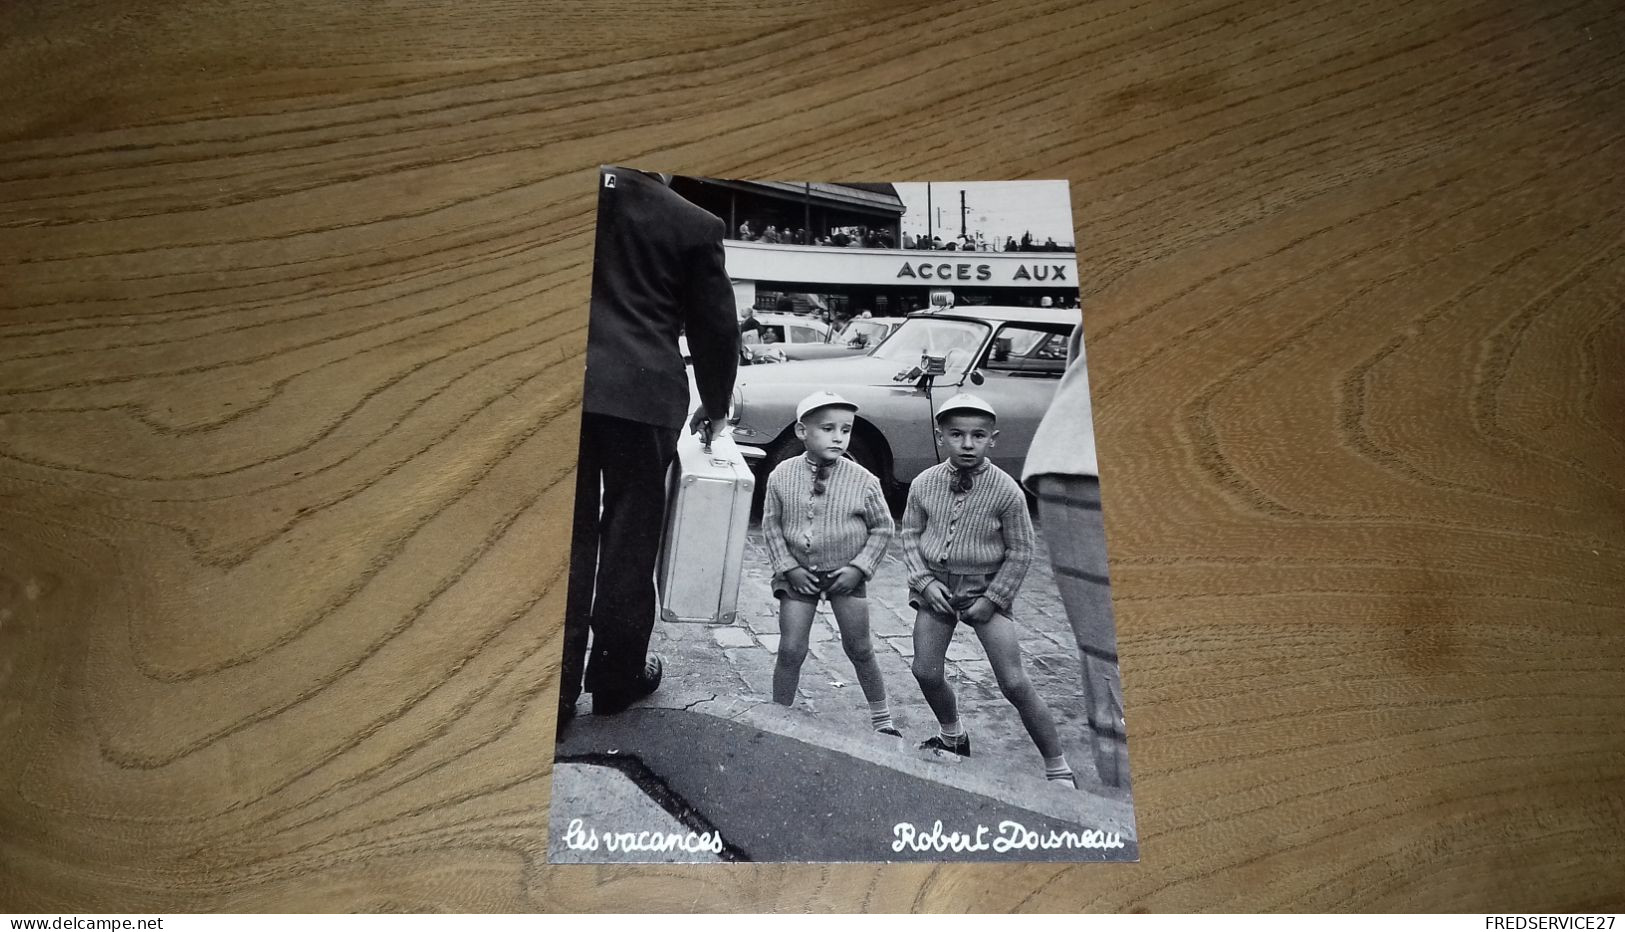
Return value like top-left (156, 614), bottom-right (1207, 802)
top-left (895, 262), bottom-right (1069, 283)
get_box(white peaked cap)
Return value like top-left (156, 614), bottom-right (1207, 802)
top-left (797, 390), bottom-right (859, 421)
top-left (935, 393), bottom-right (997, 421)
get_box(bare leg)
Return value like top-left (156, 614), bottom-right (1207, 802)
top-left (910, 607), bottom-right (959, 726)
top-left (829, 594), bottom-right (888, 704)
top-left (972, 612), bottom-right (1064, 759)
top-left (772, 598), bottom-right (817, 706)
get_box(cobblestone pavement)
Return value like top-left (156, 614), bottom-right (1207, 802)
top-left (650, 516), bottom-right (1107, 788)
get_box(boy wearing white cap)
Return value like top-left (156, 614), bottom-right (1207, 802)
top-left (900, 393), bottom-right (1076, 787)
top-left (761, 391), bottom-right (901, 736)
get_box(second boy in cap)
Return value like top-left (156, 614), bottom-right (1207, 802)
top-left (761, 391), bottom-right (901, 736)
top-left (900, 393), bottom-right (1078, 787)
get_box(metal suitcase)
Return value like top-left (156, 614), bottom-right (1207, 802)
top-left (657, 430), bottom-right (756, 625)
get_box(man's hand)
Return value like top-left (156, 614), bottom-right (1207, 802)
top-left (785, 566), bottom-right (820, 596)
top-left (922, 580), bottom-right (956, 618)
top-left (825, 565), bottom-right (865, 595)
top-left (960, 596), bottom-right (998, 626)
top-left (689, 405), bottom-right (718, 443)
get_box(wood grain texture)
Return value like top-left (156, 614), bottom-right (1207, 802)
top-left (2, 0), bottom-right (1622, 913)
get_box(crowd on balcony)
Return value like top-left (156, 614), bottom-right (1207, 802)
top-left (733, 221), bottom-right (899, 249)
top-left (728, 220), bottom-right (1070, 252)
top-left (902, 232), bottom-right (1070, 253)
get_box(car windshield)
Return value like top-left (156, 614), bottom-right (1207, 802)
top-left (842, 321), bottom-right (890, 348)
top-left (870, 318), bottom-right (988, 370)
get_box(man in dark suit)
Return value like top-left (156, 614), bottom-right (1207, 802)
top-left (560, 167), bottom-right (740, 726)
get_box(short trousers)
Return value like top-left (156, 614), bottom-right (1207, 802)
top-left (909, 570), bottom-right (999, 626)
top-left (772, 568), bottom-right (868, 603)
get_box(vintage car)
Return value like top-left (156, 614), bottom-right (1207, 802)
top-left (728, 305), bottom-right (1077, 495)
top-left (678, 313), bottom-right (832, 368)
top-left (739, 313), bottom-right (832, 364)
top-left (774, 316), bottom-right (908, 362)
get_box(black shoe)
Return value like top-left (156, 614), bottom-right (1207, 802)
top-left (876, 724), bottom-right (903, 738)
top-left (919, 733), bottom-right (971, 757)
top-left (591, 654), bottom-right (664, 716)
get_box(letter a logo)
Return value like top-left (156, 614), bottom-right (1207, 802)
top-left (604, 173), bottom-right (617, 189)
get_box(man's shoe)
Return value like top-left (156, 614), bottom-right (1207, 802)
top-left (919, 733), bottom-right (971, 757)
top-left (591, 654), bottom-right (664, 716)
top-left (876, 725), bottom-right (903, 738)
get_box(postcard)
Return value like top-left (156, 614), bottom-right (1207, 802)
top-left (548, 169), bottom-right (1135, 863)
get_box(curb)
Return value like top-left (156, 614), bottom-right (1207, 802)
top-left (632, 684), bottom-right (1136, 838)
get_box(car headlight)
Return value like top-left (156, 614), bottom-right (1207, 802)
top-left (729, 387), bottom-right (761, 438)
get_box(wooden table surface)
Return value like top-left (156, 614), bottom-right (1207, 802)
top-left (2, 0), bottom-right (1621, 913)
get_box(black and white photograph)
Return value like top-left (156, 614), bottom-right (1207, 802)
top-left (549, 168), bottom-right (1136, 863)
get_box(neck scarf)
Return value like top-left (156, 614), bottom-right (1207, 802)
top-left (949, 460), bottom-right (987, 494)
top-left (808, 456), bottom-right (832, 496)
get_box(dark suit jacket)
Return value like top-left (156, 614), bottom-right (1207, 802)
top-left (583, 167), bottom-right (739, 430)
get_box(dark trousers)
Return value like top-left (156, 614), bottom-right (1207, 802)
top-left (561, 411), bottom-right (679, 706)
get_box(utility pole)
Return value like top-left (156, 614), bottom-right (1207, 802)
top-left (926, 183), bottom-right (933, 246)
top-left (960, 190), bottom-right (968, 239)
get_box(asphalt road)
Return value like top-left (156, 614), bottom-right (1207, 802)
top-left (554, 707), bottom-right (1138, 864)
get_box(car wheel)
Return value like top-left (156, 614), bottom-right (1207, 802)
top-left (762, 433), bottom-right (806, 477)
top-left (846, 430), bottom-right (908, 514)
top-left (844, 432), bottom-right (884, 483)
top-left (751, 433), bottom-right (804, 519)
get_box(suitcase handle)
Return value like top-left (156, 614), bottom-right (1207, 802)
top-left (703, 433), bottom-right (732, 467)
top-left (707, 433), bottom-right (730, 467)
top-left (695, 419), bottom-right (735, 466)
top-left (698, 418), bottom-right (720, 457)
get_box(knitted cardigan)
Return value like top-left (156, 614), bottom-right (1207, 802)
top-left (762, 455), bottom-right (894, 577)
top-left (899, 459), bottom-right (1035, 612)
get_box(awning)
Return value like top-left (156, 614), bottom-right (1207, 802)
top-left (701, 179), bottom-right (904, 216)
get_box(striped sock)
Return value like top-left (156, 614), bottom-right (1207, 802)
top-left (1044, 755), bottom-right (1076, 785)
top-left (868, 699), bottom-right (897, 733)
top-left (939, 719), bottom-right (965, 744)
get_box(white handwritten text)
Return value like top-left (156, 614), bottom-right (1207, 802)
top-left (890, 820), bottom-right (1126, 854)
top-left (563, 818), bottom-right (725, 855)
